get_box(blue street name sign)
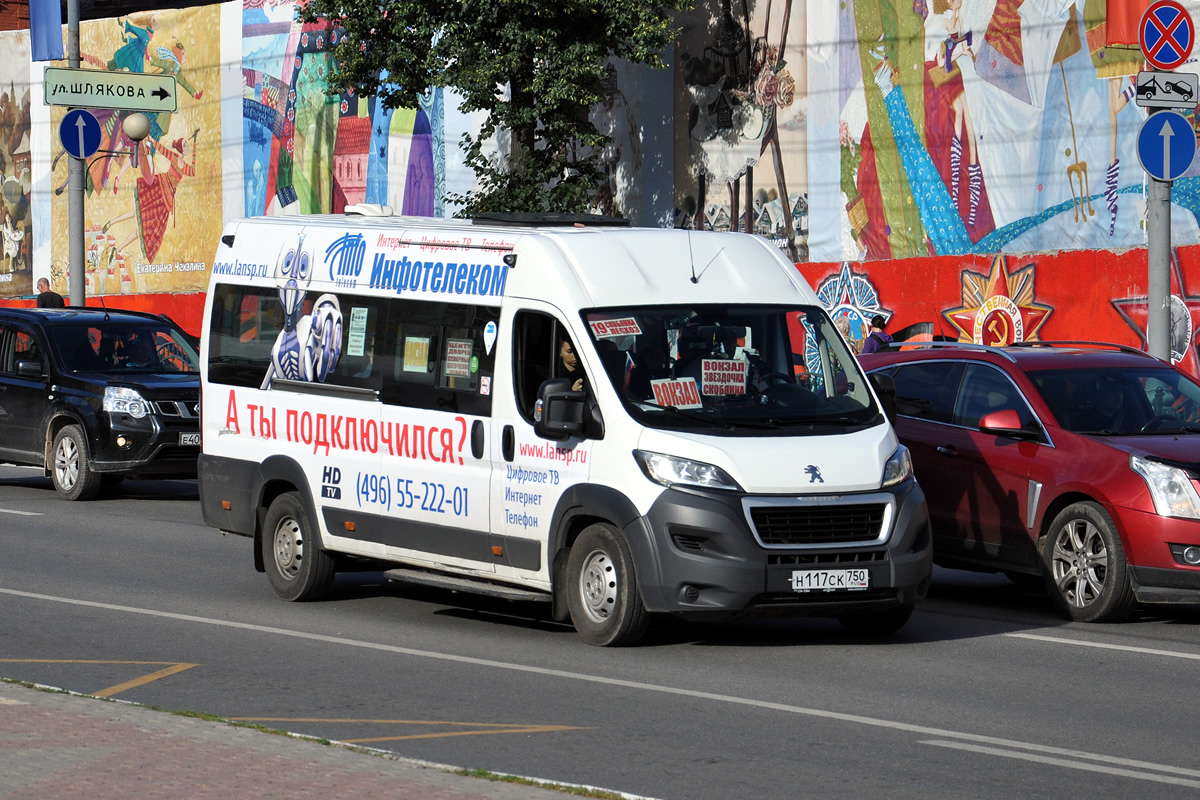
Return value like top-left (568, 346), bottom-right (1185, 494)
top-left (58, 108), bottom-right (102, 160)
top-left (1137, 110), bottom-right (1197, 182)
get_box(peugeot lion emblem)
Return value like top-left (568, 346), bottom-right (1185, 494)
top-left (805, 465), bottom-right (824, 484)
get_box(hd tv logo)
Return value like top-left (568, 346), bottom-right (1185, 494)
top-left (321, 466), bottom-right (342, 499)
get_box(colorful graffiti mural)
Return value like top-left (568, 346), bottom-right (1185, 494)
top-left (48, 7), bottom-right (221, 296)
top-left (241, 0), bottom-right (444, 218)
top-left (0, 33), bottom-right (32, 299)
top-left (802, 244), bottom-right (1200, 381)
top-left (813, 0), bottom-right (1200, 263)
top-left (673, 0), bottom-right (809, 258)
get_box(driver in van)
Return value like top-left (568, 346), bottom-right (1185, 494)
top-left (559, 335), bottom-right (585, 392)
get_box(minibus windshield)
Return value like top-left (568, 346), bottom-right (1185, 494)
top-left (582, 305), bottom-right (879, 433)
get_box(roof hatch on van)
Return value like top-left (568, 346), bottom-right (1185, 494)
top-left (470, 212), bottom-right (629, 227)
top-left (344, 203), bottom-right (395, 216)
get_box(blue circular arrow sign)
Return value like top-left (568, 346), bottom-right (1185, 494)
top-left (1141, 0), bottom-right (1195, 71)
top-left (1137, 110), bottom-right (1197, 181)
top-left (58, 108), bottom-right (102, 159)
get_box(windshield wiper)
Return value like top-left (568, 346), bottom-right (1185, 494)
top-left (767, 415), bottom-right (863, 429)
top-left (635, 401), bottom-right (723, 426)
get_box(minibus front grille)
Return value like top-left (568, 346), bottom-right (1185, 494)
top-left (767, 550), bottom-right (886, 566)
top-left (749, 503), bottom-right (887, 546)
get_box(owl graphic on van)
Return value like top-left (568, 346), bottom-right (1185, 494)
top-left (260, 234), bottom-right (343, 390)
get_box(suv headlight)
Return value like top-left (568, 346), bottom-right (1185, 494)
top-left (1131, 455), bottom-right (1200, 519)
top-left (104, 386), bottom-right (149, 419)
top-left (633, 450), bottom-right (742, 491)
top-left (882, 445), bottom-right (913, 488)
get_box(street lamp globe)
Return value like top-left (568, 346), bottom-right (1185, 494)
top-left (122, 112), bottom-right (152, 142)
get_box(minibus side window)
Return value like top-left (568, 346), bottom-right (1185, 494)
top-left (512, 311), bottom-right (565, 423)
top-left (207, 283), bottom-right (385, 390)
top-left (207, 283), bottom-right (282, 388)
top-left (378, 298), bottom-right (497, 416)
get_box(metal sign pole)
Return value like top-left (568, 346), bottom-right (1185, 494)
top-left (67, 0), bottom-right (84, 306)
top-left (1147, 171), bottom-right (1171, 361)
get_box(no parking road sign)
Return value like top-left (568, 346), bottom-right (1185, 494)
top-left (58, 108), bottom-right (101, 160)
top-left (1137, 110), bottom-right (1197, 181)
top-left (1141, 0), bottom-right (1195, 71)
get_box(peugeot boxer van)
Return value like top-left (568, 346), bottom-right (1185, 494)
top-left (199, 209), bottom-right (931, 646)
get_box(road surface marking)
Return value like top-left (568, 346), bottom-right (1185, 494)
top-left (1006, 632), bottom-right (1200, 661)
top-left (922, 740), bottom-right (1200, 788)
top-left (0, 509), bottom-right (40, 516)
top-left (229, 717), bottom-right (585, 743)
top-left (0, 659), bottom-right (198, 697)
top-left (3, 587), bottom-right (1198, 784)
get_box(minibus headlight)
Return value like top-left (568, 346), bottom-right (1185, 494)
top-left (103, 386), bottom-right (149, 419)
top-left (633, 450), bottom-right (742, 492)
top-left (881, 445), bottom-right (913, 488)
top-left (1131, 455), bottom-right (1200, 519)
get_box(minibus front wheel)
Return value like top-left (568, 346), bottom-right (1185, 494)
top-left (566, 523), bottom-right (650, 647)
top-left (261, 492), bottom-right (336, 602)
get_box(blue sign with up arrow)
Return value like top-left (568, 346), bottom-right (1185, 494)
top-left (1137, 110), bottom-right (1197, 182)
top-left (58, 108), bottom-right (102, 160)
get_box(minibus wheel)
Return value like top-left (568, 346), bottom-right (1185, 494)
top-left (261, 492), bottom-right (335, 601)
top-left (566, 523), bottom-right (649, 647)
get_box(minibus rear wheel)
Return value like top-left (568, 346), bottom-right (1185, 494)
top-left (261, 492), bottom-right (335, 601)
top-left (566, 523), bottom-right (650, 647)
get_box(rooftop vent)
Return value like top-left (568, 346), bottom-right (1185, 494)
top-left (470, 212), bottom-right (629, 227)
top-left (344, 203), bottom-right (394, 217)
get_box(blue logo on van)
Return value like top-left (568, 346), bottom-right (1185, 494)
top-left (326, 233), bottom-right (366, 286)
top-left (806, 465), bottom-right (824, 484)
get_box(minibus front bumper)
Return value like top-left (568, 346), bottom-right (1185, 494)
top-left (622, 478), bottom-right (932, 620)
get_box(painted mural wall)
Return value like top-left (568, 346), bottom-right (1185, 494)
top-left (791, 0), bottom-right (1200, 378)
top-left (9, 0), bottom-right (466, 310)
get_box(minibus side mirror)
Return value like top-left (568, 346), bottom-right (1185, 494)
top-left (534, 378), bottom-right (586, 441)
top-left (868, 372), bottom-right (897, 426)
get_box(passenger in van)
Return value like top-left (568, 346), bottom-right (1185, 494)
top-left (559, 335), bottom-right (586, 392)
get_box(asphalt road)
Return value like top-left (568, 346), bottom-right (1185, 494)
top-left (3, 464), bottom-right (1200, 799)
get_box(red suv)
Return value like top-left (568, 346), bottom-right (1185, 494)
top-left (861, 342), bottom-right (1200, 622)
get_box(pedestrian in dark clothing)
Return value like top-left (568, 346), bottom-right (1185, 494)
top-left (36, 278), bottom-right (65, 308)
top-left (860, 314), bottom-right (893, 354)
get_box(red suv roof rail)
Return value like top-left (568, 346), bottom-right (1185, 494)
top-left (881, 340), bottom-right (1019, 362)
top-left (1006, 340), bottom-right (1151, 357)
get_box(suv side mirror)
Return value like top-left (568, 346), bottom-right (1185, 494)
top-left (979, 409), bottom-right (1040, 439)
top-left (868, 372), bottom-right (897, 426)
top-left (15, 359), bottom-right (43, 378)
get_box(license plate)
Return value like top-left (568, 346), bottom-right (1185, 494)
top-left (179, 433), bottom-right (201, 446)
top-left (791, 569), bottom-right (870, 592)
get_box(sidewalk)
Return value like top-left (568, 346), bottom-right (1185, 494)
top-left (0, 681), bottom-right (602, 799)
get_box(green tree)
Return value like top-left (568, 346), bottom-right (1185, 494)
top-left (299, 0), bottom-right (690, 215)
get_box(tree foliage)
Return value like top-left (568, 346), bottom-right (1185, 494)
top-left (299, 0), bottom-right (690, 215)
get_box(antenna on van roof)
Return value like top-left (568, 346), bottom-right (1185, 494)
top-left (687, 230), bottom-right (698, 284)
top-left (97, 294), bottom-right (110, 321)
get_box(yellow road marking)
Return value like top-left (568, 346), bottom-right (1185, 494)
top-left (230, 717), bottom-right (586, 742)
top-left (0, 659), bottom-right (198, 698)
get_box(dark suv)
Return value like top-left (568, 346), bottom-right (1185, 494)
top-left (861, 341), bottom-right (1200, 622)
top-left (0, 307), bottom-right (200, 500)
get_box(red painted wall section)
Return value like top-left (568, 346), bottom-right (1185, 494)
top-left (0, 292), bottom-right (207, 338)
top-left (799, 244), bottom-right (1200, 380)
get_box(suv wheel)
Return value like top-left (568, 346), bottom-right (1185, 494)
top-left (51, 425), bottom-right (102, 501)
top-left (1043, 502), bottom-right (1135, 622)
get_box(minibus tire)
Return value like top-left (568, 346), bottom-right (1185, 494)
top-left (261, 492), bottom-right (335, 602)
top-left (566, 524), bottom-right (649, 647)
